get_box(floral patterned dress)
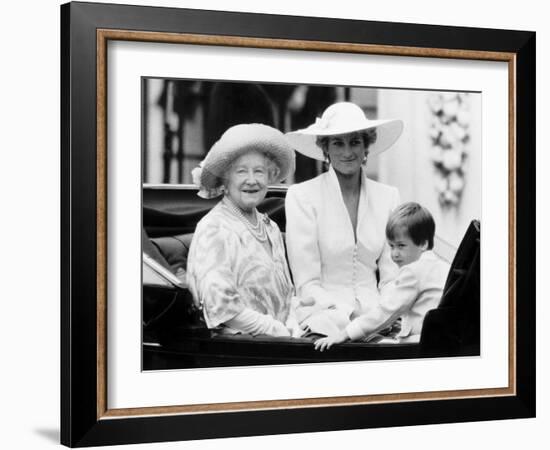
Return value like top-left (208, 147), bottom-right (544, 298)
top-left (186, 199), bottom-right (293, 332)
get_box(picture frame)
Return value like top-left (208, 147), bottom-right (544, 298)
top-left (61, 1), bottom-right (535, 447)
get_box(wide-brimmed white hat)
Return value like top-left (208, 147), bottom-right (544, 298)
top-left (285, 102), bottom-right (404, 161)
top-left (192, 123), bottom-right (295, 198)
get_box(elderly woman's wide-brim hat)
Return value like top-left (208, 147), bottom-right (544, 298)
top-left (193, 123), bottom-right (295, 198)
top-left (285, 102), bottom-right (404, 161)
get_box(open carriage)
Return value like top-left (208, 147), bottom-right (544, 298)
top-left (142, 184), bottom-right (480, 370)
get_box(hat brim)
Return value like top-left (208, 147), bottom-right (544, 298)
top-left (286, 119), bottom-right (404, 161)
top-left (200, 124), bottom-right (296, 191)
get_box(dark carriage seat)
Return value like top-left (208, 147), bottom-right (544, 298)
top-left (144, 196), bottom-right (287, 238)
top-left (420, 220), bottom-right (480, 355)
top-left (143, 195), bottom-right (288, 275)
top-left (146, 230), bottom-right (288, 276)
top-left (148, 233), bottom-right (194, 274)
top-left (142, 229), bottom-right (203, 341)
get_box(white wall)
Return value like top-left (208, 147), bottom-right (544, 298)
top-left (1, 1), bottom-right (545, 450)
top-left (377, 90), bottom-right (482, 247)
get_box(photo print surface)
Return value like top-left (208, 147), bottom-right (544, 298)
top-left (141, 78), bottom-right (481, 371)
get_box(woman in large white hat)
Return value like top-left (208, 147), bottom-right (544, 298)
top-left (187, 123), bottom-right (301, 337)
top-left (284, 102), bottom-right (404, 336)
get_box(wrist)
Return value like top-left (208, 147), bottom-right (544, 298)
top-left (340, 329), bottom-right (350, 342)
top-left (345, 321), bottom-right (364, 341)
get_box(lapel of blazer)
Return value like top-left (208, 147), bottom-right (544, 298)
top-left (326, 166), bottom-right (354, 238)
top-left (326, 165), bottom-right (370, 245)
top-left (356, 166), bottom-right (370, 236)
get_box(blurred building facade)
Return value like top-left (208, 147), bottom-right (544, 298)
top-left (376, 90), bottom-right (481, 246)
top-left (143, 79), bottom-right (480, 247)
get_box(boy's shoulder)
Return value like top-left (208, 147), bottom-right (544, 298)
top-left (403, 251), bottom-right (450, 279)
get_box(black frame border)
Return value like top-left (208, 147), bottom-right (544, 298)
top-left (61, 1), bottom-right (535, 447)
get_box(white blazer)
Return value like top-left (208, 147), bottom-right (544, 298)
top-left (285, 166), bottom-right (400, 321)
top-left (346, 251), bottom-right (450, 342)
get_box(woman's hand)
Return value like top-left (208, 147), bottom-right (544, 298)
top-left (285, 315), bottom-right (306, 338)
top-left (271, 320), bottom-right (292, 337)
top-left (314, 329), bottom-right (349, 352)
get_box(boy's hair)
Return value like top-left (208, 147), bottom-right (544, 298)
top-left (386, 202), bottom-right (435, 249)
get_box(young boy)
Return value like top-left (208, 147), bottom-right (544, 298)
top-left (314, 202), bottom-right (450, 351)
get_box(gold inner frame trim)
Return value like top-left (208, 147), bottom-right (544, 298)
top-left (96, 29), bottom-right (517, 420)
top-left (101, 387), bottom-right (513, 419)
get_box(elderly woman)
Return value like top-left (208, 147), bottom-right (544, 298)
top-left (284, 102), bottom-right (404, 336)
top-left (187, 123), bottom-right (299, 337)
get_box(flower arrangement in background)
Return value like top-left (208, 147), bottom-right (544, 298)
top-left (428, 93), bottom-right (470, 208)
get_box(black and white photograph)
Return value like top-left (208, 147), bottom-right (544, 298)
top-left (0, 0), bottom-right (544, 446)
top-left (53, 1), bottom-right (537, 446)
top-left (142, 78), bottom-right (481, 370)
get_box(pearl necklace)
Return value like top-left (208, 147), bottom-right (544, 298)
top-left (223, 197), bottom-right (269, 242)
